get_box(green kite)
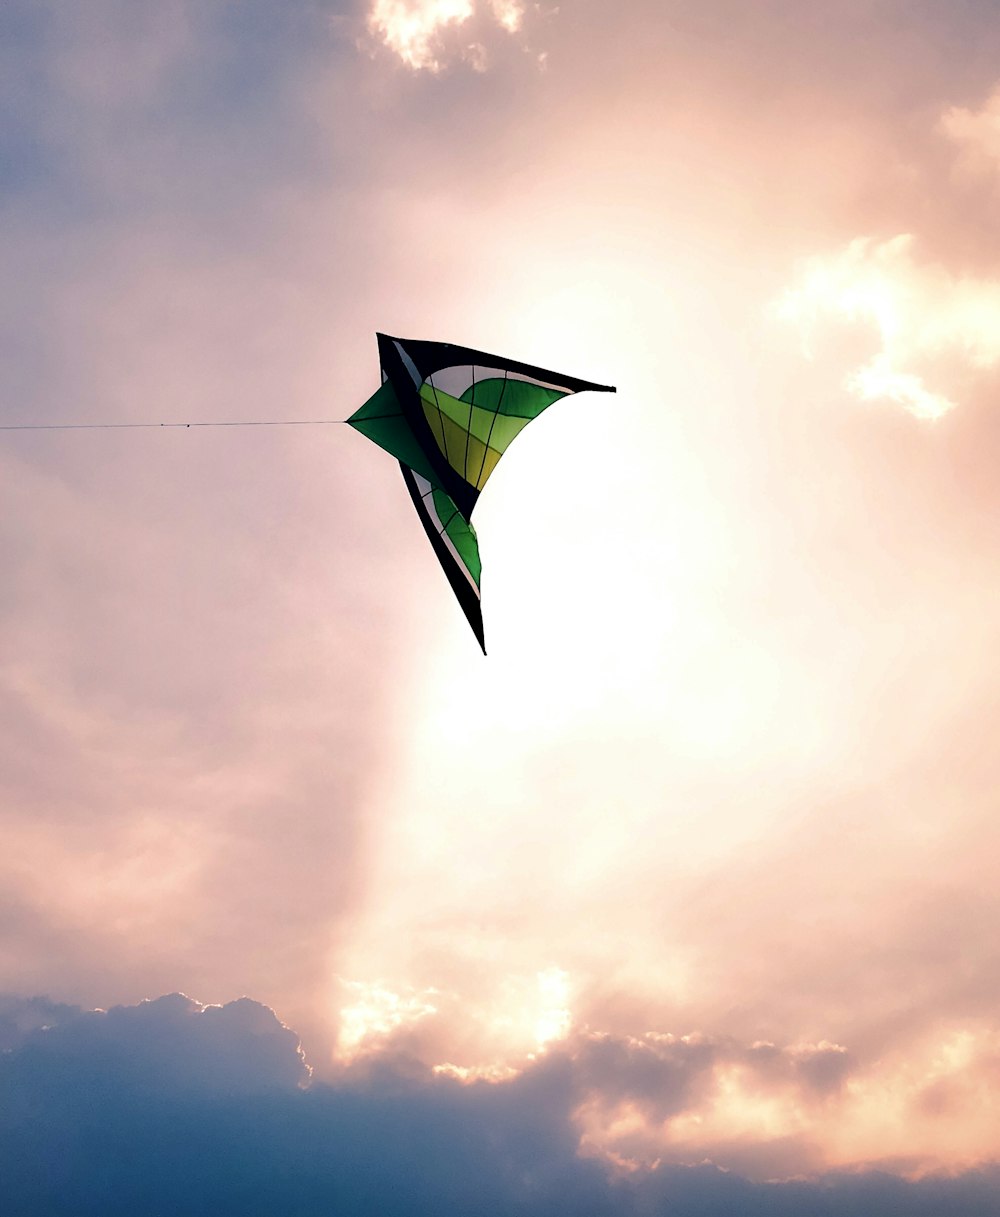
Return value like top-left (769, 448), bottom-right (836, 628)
top-left (348, 334), bottom-right (616, 652)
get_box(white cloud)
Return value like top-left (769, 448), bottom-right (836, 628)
top-left (334, 968), bottom-right (571, 1062)
top-left (775, 234), bottom-right (1000, 419)
top-left (368, 0), bottom-right (473, 71)
top-left (367, 0), bottom-right (527, 71)
top-left (336, 979), bottom-right (439, 1056)
top-left (488, 0), bottom-right (525, 33)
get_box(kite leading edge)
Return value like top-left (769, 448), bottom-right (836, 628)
top-left (347, 333), bottom-right (616, 653)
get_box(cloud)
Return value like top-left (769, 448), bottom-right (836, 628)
top-left (367, 0), bottom-right (528, 72)
top-left (775, 233), bottom-right (1000, 418)
top-left (565, 1032), bottom-right (858, 1175)
top-left (488, 0), bottom-right (525, 34)
top-left (368, 0), bottom-right (473, 72)
top-left (2, 993), bottom-right (309, 1101)
top-left (323, 967), bottom-right (1000, 1180)
top-left (335, 968), bottom-right (573, 1063)
top-left (2, 993), bottom-right (1000, 1217)
top-left (772, 76), bottom-right (1000, 420)
top-left (0, 993), bottom-right (80, 1051)
top-left (336, 979), bottom-right (440, 1055)
top-left (322, 960), bottom-right (1000, 1179)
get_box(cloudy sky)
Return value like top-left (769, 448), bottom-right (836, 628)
top-left (4, 1), bottom-right (1000, 1212)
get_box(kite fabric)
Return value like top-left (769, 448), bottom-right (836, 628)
top-left (347, 333), bottom-right (616, 652)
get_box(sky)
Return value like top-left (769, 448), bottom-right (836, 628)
top-left (4, 1), bottom-right (1000, 1212)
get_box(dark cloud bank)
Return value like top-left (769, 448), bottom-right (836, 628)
top-left (2, 994), bottom-right (999, 1216)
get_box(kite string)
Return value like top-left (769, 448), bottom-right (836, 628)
top-left (0, 419), bottom-right (349, 432)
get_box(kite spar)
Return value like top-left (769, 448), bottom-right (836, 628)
top-left (347, 333), bottom-right (616, 652)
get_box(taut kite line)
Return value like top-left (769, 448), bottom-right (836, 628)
top-left (347, 333), bottom-right (616, 652)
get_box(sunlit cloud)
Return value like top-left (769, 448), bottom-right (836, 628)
top-left (570, 1023), bottom-right (1000, 1177)
top-left (367, 0), bottom-right (527, 71)
top-left (368, 0), bottom-right (472, 71)
top-left (335, 967), bottom-right (572, 1065)
top-left (8, 993), bottom-right (1000, 1212)
top-left (432, 1060), bottom-right (519, 1081)
top-left (775, 234), bottom-right (1000, 419)
top-left (488, 0), bottom-right (525, 33)
top-left (13, 993), bottom-right (1000, 1183)
top-left (336, 980), bottom-right (439, 1057)
top-left (332, 988), bottom-right (1000, 1178)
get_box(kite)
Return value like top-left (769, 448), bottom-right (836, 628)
top-left (347, 333), bottom-right (616, 652)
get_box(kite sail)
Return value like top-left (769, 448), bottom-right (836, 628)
top-left (348, 333), bottom-right (616, 652)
